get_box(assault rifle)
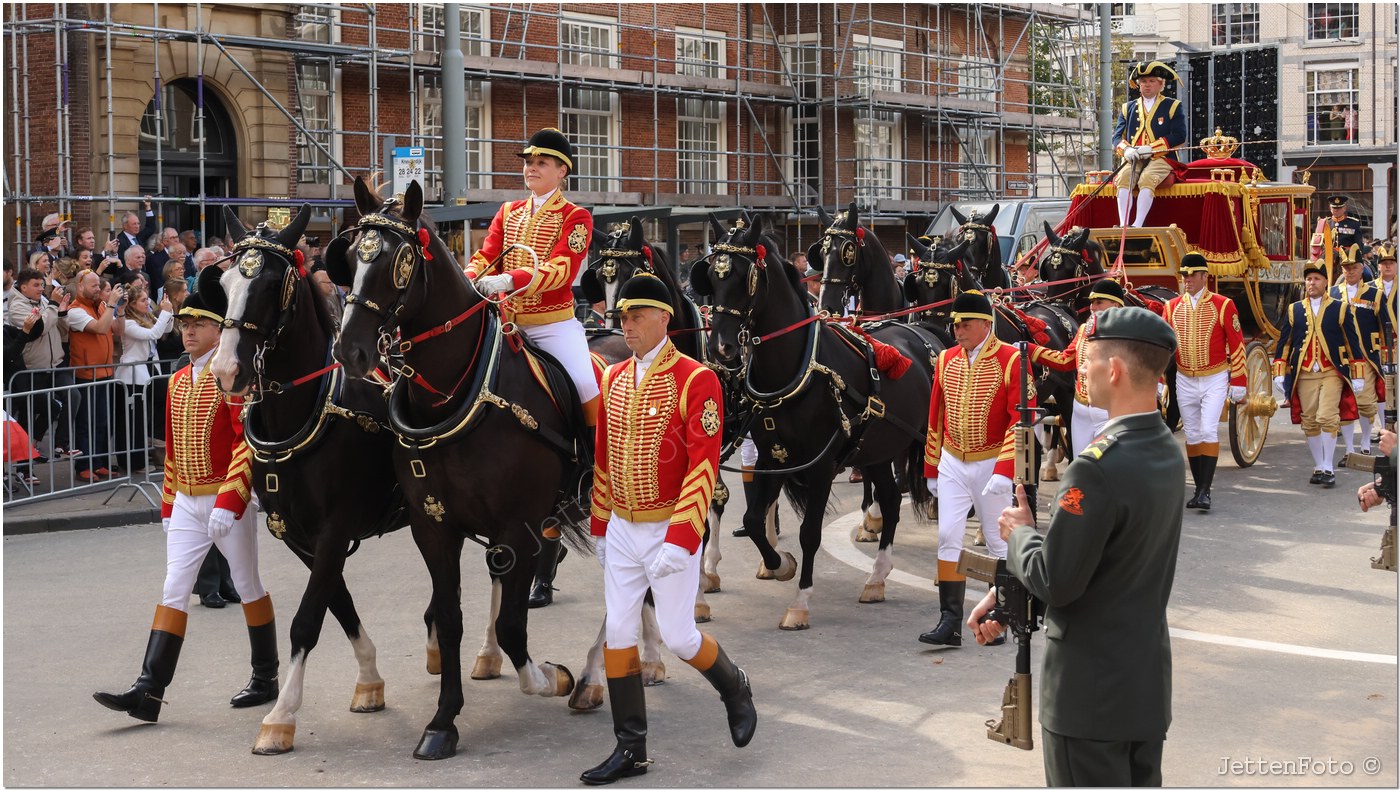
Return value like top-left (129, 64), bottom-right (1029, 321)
top-left (1348, 364), bottom-right (1397, 572)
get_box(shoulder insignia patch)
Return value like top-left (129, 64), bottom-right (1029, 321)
top-left (1078, 432), bottom-right (1119, 462)
top-left (1233, 313), bottom-right (1241, 333)
top-left (700, 397), bottom-right (721, 437)
top-left (1058, 487), bottom-right (1084, 515)
top-left (568, 223), bottom-right (589, 254)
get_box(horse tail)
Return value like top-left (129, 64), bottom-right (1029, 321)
top-left (781, 474), bottom-right (811, 519)
top-left (905, 441), bottom-right (933, 519)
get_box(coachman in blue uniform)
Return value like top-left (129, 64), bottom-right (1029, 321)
top-left (1113, 62), bottom-right (1188, 228)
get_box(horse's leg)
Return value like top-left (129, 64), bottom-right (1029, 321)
top-left (470, 578), bottom-right (503, 680)
top-left (702, 482), bottom-right (724, 593)
top-left (423, 605), bottom-right (440, 675)
top-left (411, 523), bottom-right (465, 761)
top-left (779, 469), bottom-right (836, 631)
top-left (639, 590), bottom-right (667, 685)
top-left (857, 467), bottom-right (885, 541)
top-left (568, 618), bottom-right (608, 711)
top-left (748, 473), bottom-right (796, 580)
top-left (859, 462), bottom-right (902, 604)
top-left (495, 538), bottom-right (575, 699)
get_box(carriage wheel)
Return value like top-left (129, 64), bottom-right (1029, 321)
top-left (1228, 341), bottom-right (1277, 468)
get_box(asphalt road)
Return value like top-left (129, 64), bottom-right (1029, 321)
top-left (4, 411), bottom-right (1397, 787)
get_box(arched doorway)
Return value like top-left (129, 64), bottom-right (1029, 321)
top-left (139, 79), bottom-right (238, 245)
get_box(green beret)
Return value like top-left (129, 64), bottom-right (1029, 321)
top-left (1085, 306), bottom-right (1176, 352)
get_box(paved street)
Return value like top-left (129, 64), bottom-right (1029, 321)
top-left (4, 411), bottom-right (1397, 787)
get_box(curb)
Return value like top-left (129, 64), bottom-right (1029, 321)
top-left (4, 506), bottom-right (160, 535)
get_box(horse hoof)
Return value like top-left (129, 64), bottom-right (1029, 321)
top-left (569, 682), bottom-right (605, 711)
top-left (694, 602), bottom-right (712, 623)
top-left (861, 513), bottom-right (884, 533)
top-left (543, 662), bottom-right (575, 697)
top-left (641, 661), bottom-right (667, 686)
top-left (413, 727), bottom-right (459, 760)
top-left (1042, 466), bottom-right (1060, 482)
top-left (470, 653), bottom-right (502, 680)
top-left (703, 572), bottom-right (722, 593)
top-left (350, 680), bottom-right (386, 712)
top-left (859, 582), bottom-right (885, 603)
top-left (755, 561), bottom-right (774, 580)
top-left (425, 646), bottom-right (441, 676)
top-left (251, 722), bottom-right (295, 755)
top-left (855, 527), bottom-right (880, 543)
top-left (779, 608), bottom-right (810, 631)
top-left (775, 551), bottom-right (798, 582)
top-left (973, 533), bottom-right (986, 547)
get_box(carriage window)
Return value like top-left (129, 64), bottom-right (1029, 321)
top-left (1100, 237), bottom-right (1166, 268)
top-left (1257, 200), bottom-right (1290, 259)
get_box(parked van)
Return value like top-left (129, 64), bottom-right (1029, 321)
top-left (924, 199), bottom-right (1071, 267)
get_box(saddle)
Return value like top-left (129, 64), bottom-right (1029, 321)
top-left (826, 320), bottom-right (913, 380)
top-left (514, 335), bottom-right (593, 468)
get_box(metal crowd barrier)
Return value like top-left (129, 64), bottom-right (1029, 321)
top-left (2, 359), bottom-right (178, 507)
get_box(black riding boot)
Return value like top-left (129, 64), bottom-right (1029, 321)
top-left (230, 602), bottom-right (279, 708)
top-left (529, 539), bottom-right (568, 608)
top-left (581, 668), bottom-right (650, 785)
top-left (688, 638), bottom-right (757, 747)
top-left (93, 609), bottom-right (185, 723)
top-left (918, 580), bottom-right (965, 647)
top-left (1196, 455), bottom-right (1217, 511)
top-left (1186, 455), bottom-right (1202, 509)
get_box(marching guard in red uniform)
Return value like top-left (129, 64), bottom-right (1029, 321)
top-left (582, 274), bottom-right (755, 785)
top-left (1164, 253), bottom-right (1248, 511)
top-left (465, 128), bottom-right (597, 607)
top-left (93, 287), bottom-right (278, 722)
top-left (920, 290), bottom-right (1033, 648)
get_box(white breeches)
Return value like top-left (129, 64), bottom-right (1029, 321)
top-left (934, 454), bottom-right (1009, 563)
top-left (602, 514), bottom-right (702, 661)
top-left (740, 435), bottom-right (758, 467)
top-left (520, 319), bottom-right (601, 403)
top-left (1070, 399), bottom-right (1110, 458)
top-left (1176, 370), bottom-right (1228, 445)
top-left (162, 492), bottom-right (266, 612)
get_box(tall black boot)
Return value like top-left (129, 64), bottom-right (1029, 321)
top-left (1185, 455), bottom-right (1202, 509)
top-left (93, 607), bottom-right (185, 723)
top-left (918, 580), bottom-right (965, 647)
top-left (581, 652), bottom-right (650, 785)
top-left (1196, 455), bottom-right (1217, 511)
top-left (687, 637), bottom-right (757, 747)
top-left (231, 598), bottom-right (279, 707)
top-left (528, 539), bottom-right (568, 608)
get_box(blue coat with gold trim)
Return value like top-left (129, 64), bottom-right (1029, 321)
top-left (1113, 96), bottom-right (1188, 161)
top-left (1330, 281), bottom-right (1385, 376)
top-left (1272, 295), bottom-right (1367, 403)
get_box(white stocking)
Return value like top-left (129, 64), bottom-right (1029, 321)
top-left (1359, 415), bottom-right (1373, 451)
top-left (1116, 188), bottom-right (1132, 227)
top-left (1320, 432), bottom-right (1338, 472)
top-left (1342, 423), bottom-right (1356, 455)
top-left (1306, 435), bottom-right (1324, 471)
top-left (1132, 188), bottom-right (1155, 227)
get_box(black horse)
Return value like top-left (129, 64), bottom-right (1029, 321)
top-left (206, 206), bottom-right (409, 756)
top-left (1035, 222), bottom-right (1108, 310)
top-left (328, 179), bottom-right (586, 760)
top-left (947, 204), bottom-right (1010, 291)
top-left (691, 215), bottom-right (935, 628)
top-left (904, 232), bottom-right (978, 343)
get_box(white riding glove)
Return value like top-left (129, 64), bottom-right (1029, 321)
top-left (1122, 147), bottom-right (1140, 162)
top-left (1227, 385), bottom-right (1247, 403)
top-left (648, 542), bottom-right (691, 579)
top-left (594, 536), bottom-right (607, 569)
top-left (162, 517), bottom-right (171, 534)
top-left (1156, 381), bottom-right (1167, 398)
top-left (476, 273), bottom-right (515, 297)
top-left (926, 478), bottom-right (938, 496)
top-left (981, 474), bottom-right (1014, 499)
top-left (1273, 375), bottom-right (1286, 393)
top-left (1135, 145), bottom-right (1155, 158)
top-left (1352, 378), bottom-right (1366, 393)
top-left (207, 507), bottom-right (238, 539)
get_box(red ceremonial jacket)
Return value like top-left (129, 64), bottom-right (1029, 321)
top-left (924, 335), bottom-right (1032, 480)
top-left (1028, 324), bottom-right (1091, 405)
top-left (1164, 290), bottom-right (1247, 385)
top-left (590, 339), bottom-right (722, 554)
top-left (160, 357), bottom-right (253, 519)
top-left (465, 191), bottom-right (592, 326)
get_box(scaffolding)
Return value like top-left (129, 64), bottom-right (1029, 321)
top-left (3, 2), bottom-right (1102, 258)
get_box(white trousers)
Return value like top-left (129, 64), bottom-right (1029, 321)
top-left (162, 492), bottom-right (265, 612)
top-left (602, 514), bottom-right (702, 661)
top-left (1070, 399), bottom-right (1110, 458)
top-left (520, 319), bottom-right (601, 403)
top-left (935, 453), bottom-right (1009, 562)
top-left (739, 435), bottom-right (758, 467)
top-left (1177, 370), bottom-right (1228, 446)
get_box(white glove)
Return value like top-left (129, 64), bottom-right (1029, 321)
top-left (1135, 145), bottom-right (1155, 158)
top-left (207, 507), bottom-right (238, 539)
top-left (648, 542), bottom-right (691, 579)
top-left (1352, 378), bottom-right (1366, 393)
top-left (1122, 147), bottom-right (1140, 162)
top-left (1227, 385), bottom-right (1247, 403)
top-left (162, 517), bottom-right (171, 534)
top-left (476, 273), bottom-right (515, 297)
top-left (981, 474), bottom-right (1014, 499)
top-left (926, 478), bottom-right (938, 496)
top-left (594, 536), bottom-right (607, 569)
top-left (1273, 375), bottom-right (1286, 393)
top-left (1156, 381), bottom-right (1166, 398)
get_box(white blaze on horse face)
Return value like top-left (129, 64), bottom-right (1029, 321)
top-left (211, 266), bottom-right (251, 391)
top-left (343, 248), bottom-right (377, 329)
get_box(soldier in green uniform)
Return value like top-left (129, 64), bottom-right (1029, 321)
top-left (969, 307), bottom-right (1184, 787)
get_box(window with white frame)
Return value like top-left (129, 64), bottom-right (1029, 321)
top-left (1307, 3), bottom-right (1359, 41)
top-left (296, 62), bottom-right (333, 184)
top-left (1306, 67), bottom-right (1359, 145)
top-left (781, 36), bottom-right (821, 202)
top-left (1211, 3), bottom-right (1259, 46)
top-left (417, 79), bottom-right (489, 193)
top-left (418, 4), bottom-right (488, 57)
top-left (675, 32), bottom-right (725, 195)
top-left (956, 128), bottom-right (999, 195)
top-left (852, 38), bottom-right (902, 201)
top-left (559, 16), bottom-right (619, 191)
top-left (296, 5), bottom-right (332, 44)
top-left (958, 57), bottom-right (998, 102)
top-left (854, 44), bottom-right (901, 94)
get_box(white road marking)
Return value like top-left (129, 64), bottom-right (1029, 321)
top-left (821, 509), bottom-right (1398, 665)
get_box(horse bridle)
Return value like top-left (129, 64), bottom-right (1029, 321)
top-left (342, 210), bottom-right (428, 333)
top-left (590, 234), bottom-right (655, 317)
top-left (222, 232), bottom-right (308, 396)
top-left (700, 240), bottom-right (770, 345)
